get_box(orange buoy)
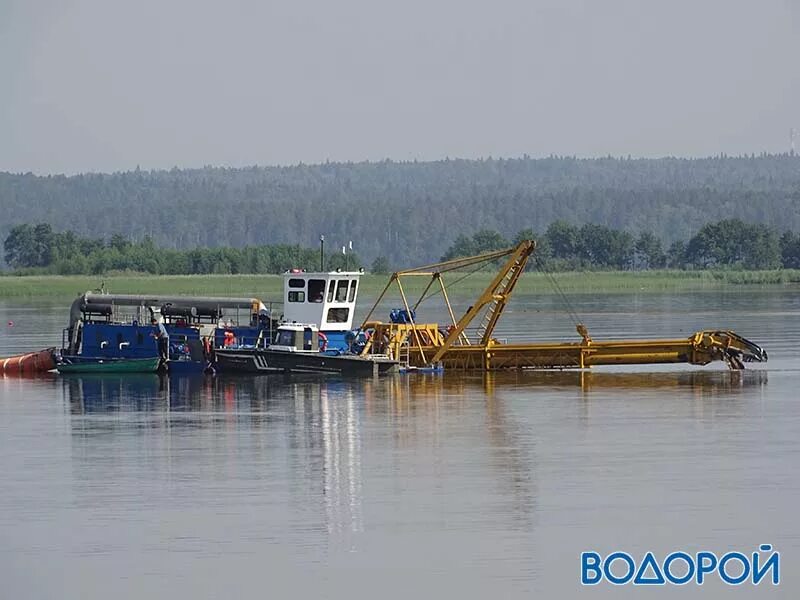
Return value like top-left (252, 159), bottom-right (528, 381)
top-left (0, 348), bottom-right (56, 375)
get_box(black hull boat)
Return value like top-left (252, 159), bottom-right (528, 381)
top-left (215, 347), bottom-right (398, 377)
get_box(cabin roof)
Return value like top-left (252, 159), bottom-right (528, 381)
top-left (279, 322), bottom-right (319, 331)
top-left (283, 270), bottom-right (363, 278)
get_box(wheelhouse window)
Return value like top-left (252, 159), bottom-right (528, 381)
top-left (335, 280), bottom-right (349, 302)
top-left (308, 279), bottom-right (325, 303)
top-left (326, 307), bottom-right (350, 323)
top-left (288, 278), bottom-right (305, 288)
top-left (288, 291), bottom-right (305, 302)
top-left (327, 280), bottom-right (335, 302)
top-left (348, 280), bottom-right (358, 302)
top-left (275, 329), bottom-right (295, 346)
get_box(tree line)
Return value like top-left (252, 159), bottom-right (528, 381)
top-left (2, 154), bottom-right (800, 267)
top-left (441, 219), bottom-right (799, 270)
top-left (5, 220), bottom-right (799, 276)
top-left (3, 224), bottom-right (362, 275)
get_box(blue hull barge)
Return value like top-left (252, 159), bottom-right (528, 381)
top-left (61, 292), bottom-right (276, 374)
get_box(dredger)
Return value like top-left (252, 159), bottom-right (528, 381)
top-left (357, 240), bottom-right (768, 371)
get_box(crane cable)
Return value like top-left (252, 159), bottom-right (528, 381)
top-left (418, 251), bottom-right (585, 330)
top-left (407, 250), bottom-right (587, 339)
top-left (413, 258), bottom-right (495, 307)
top-left (532, 253), bottom-right (584, 328)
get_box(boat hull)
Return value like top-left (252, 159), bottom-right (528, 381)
top-left (215, 348), bottom-right (398, 376)
top-left (57, 356), bottom-right (160, 374)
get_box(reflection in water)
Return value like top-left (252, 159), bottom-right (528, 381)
top-left (62, 369), bottom-right (770, 417)
top-left (63, 373), bottom-right (541, 545)
top-left (65, 373), bottom-right (167, 414)
top-left (59, 368), bottom-right (768, 549)
top-left (320, 384), bottom-right (363, 540)
top-left (62, 369), bottom-right (770, 441)
top-left (479, 368), bottom-right (769, 394)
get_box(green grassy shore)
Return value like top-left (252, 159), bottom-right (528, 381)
top-left (1, 269), bottom-right (799, 300)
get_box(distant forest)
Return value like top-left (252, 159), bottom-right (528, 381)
top-left (1, 154), bottom-right (799, 267)
top-left (5, 219), bottom-right (799, 275)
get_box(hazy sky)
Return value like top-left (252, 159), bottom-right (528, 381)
top-left (2, 0), bottom-right (799, 174)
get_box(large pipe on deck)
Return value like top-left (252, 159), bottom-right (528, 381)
top-left (78, 292), bottom-right (266, 310)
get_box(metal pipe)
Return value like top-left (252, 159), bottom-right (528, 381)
top-left (80, 292), bottom-right (264, 310)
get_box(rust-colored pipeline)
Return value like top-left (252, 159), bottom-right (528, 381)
top-left (0, 348), bottom-right (56, 375)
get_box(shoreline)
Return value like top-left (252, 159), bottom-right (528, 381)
top-left (1, 270), bottom-right (799, 299)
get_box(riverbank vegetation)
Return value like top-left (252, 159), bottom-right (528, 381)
top-left (445, 219), bottom-right (800, 271)
top-left (3, 218), bottom-right (799, 276)
top-left (3, 224), bottom-right (360, 276)
top-left (1, 269), bottom-right (798, 300)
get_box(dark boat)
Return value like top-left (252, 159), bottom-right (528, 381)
top-left (215, 323), bottom-right (398, 376)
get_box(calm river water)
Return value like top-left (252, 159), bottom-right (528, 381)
top-left (1, 288), bottom-right (798, 599)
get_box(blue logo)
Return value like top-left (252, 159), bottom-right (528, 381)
top-left (581, 546), bottom-right (780, 586)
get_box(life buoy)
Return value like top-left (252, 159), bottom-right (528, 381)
top-left (318, 331), bottom-right (328, 352)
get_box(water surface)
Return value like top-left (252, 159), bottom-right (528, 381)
top-left (1, 289), bottom-right (798, 598)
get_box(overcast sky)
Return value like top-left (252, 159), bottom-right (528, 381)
top-left (1, 0), bottom-right (799, 174)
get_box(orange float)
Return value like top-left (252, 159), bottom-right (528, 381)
top-left (0, 348), bottom-right (56, 375)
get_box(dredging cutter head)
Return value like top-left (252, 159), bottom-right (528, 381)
top-left (693, 330), bottom-right (768, 369)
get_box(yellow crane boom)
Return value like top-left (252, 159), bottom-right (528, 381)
top-left (358, 240), bottom-right (768, 371)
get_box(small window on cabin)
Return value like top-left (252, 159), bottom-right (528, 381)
top-left (308, 279), bottom-right (325, 303)
top-left (336, 280), bottom-right (349, 302)
top-left (326, 307), bottom-right (350, 323)
top-left (348, 280), bottom-right (357, 302)
top-left (327, 280), bottom-right (335, 302)
top-left (288, 278), bottom-right (305, 289)
top-left (288, 291), bottom-right (305, 303)
top-left (276, 330), bottom-right (295, 346)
